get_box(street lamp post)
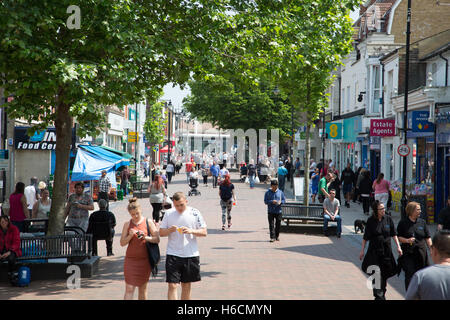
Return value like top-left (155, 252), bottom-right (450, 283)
top-left (401, 0), bottom-right (412, 220)
top-left (166, 100), bottom-right (173, 165)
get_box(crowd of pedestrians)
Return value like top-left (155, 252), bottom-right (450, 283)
top-left (1, 152), bottom-right (449, 301)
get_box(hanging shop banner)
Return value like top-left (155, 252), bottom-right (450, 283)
top-left (411, 111), bottom-right (434, 132)
top-left (370, 119), bottom-right (395, 136)
top-left (325, 123), bottom-right (342, 139)
top-left (14, 127), bottom-right (76, 150)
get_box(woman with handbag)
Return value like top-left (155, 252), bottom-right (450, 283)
top-left (359, 200), bottom-right (402, 300)
top-left (120, 198), bottom-right (159, 300)
top-left (148, 174), bottom-right (167, 223)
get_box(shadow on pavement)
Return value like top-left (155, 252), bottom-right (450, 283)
top-left (207, 229), bottom-right (256, 235)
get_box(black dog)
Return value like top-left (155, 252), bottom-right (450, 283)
top-left (354, 219), bottom-right (367, 234)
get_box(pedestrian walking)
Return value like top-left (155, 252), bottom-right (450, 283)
top-left (264, 180), bottom-right (286, 242)
top-left (359, 200), bottom-right (402, 300)
top-left (64, 182), bottom-right (95, 232)
top-left (210, 161), bottom-right (220, 188)
top-left (329, 169), bottom-right (341, 204)
top-left (159, 192), bottom-right (207, 300)
top-left (8, 182), bottom-right (30, 232)
top-left (120, 166), bottom-right (131, 197)
top-left (98, 170), bottom-right (111, 211)
top-left (200, 161), bottom-right (209, 186)
top-left (219, 175), bottom-right (236, 230)
top-left (277, 161), bottom-right (288, 192)
top-left (166, 161), bottom-right (175, 183)
top-left (373, 173), bottom-right (390, 210)
top-left (24, 177), bottom-right (38, 217)
top-left (358, 170), bottom-right (373, 215)
top-left (120, 197), bottom-right (159, 300)
top-left (310, 168), bottom-right (320, 203)
top-left (247, 159), bottom-right (258, 189)
top-left (284, 158), bottom-right (292, 183)
top-left (218, 165), bottom-right (229, 184)
top-left (148, 174), bottom-right (167, 223)
top-left (318, 172), bottom-right (333, 203)
top-left (341, 163), bottom-right (355, 208)
top-left (405, 230), bottom-right (450, 300)
top-left (437, 195), bottom-right (450, 231)
top-left (397, 201), bottom-right (432, 291)
top-left (323, 189), bottom-right (342, 238)
top-left (353, 167), bottom-right (363, 203)
top-left (87, 199), bottom-right (116, 257)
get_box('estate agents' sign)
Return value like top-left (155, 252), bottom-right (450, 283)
top-left (370, 119), bottom-right (395, 137)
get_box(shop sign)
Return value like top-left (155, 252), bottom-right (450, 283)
top-left (411, 111), bottom-right (434, 132)
top-left (370, 119), bottom-right (395, 136)
top-left (325, 123), bottom-right (342, 139)
top-left (370, 136), bottom-right (381, 150)
top-left (14, 127), bottom-right (76, 150)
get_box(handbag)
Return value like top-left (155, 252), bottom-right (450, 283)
top-left (163, 196), bottom-right (173, 210)
top-left (145, 219), bottom-right (160, 276)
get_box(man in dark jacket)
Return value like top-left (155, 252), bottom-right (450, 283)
top-left (438, 195), bottom-right (450, 231)
top-left (264, 180), bottom-right (286, 242)
top-left (87, 199), bottom-right (116, 256)
top-left (341, 163), bottom-right (355, 208)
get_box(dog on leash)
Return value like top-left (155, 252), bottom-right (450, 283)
top-left (354, 219), bottom-right (367, 234)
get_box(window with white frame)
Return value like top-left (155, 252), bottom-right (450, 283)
top-left (387, 70), bottom-right (394, 115)
top-left (372, 65), bottom-right (381, 114)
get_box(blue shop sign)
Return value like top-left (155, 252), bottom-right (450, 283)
top-left (411, 111), bottom-right (434, 132)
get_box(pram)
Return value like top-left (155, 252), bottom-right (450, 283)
top-left (240, 165), bottom-right (248, 182)
top-left (188, 178), bottom-right (201, 196)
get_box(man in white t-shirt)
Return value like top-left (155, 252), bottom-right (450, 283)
top-left (24, 177), bottom-right (38, 215)
top-left (160, 192), bottom-right (207, 300)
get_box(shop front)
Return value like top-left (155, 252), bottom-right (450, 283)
top-left (404, 110), bottom-right (436, 223)
top-left (436, 104), bottom-right (450, 218)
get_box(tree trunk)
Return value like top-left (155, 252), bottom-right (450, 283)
top-left (304, 122), bottom-right (311, 206)
top-left (47, 89), bottom-right (73, 235)
top-left (303, 82), bottom-right (311, 206)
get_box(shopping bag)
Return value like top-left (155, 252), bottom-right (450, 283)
top-left (245, 177), bottom-right (249, 184)
top-left (254, 176), bottom-right (260, 184)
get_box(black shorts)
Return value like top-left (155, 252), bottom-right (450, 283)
top-left (166, 255), bottom-right (201, 283)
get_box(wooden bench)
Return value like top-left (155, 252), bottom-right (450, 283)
top-left (281, 203), bottom-right (326, 226)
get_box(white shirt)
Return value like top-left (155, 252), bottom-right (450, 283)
top-left (161, 206), bottom-right (207, 258)
top-left (219, 168), bottom-right (229, 178)
top-left (24, 185), bottom-right (37, 209)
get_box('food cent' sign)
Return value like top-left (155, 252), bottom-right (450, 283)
top-left (370, 119), bottom-right (395, 137)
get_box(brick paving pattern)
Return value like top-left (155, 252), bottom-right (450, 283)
top-left (0, 170), bottom-right (408, 300)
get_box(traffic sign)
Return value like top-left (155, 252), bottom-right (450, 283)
top-left (397, 144), bottom-right (410, 157)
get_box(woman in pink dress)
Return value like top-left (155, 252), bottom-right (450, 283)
top-left (120, 198), bottom-right (159, 300)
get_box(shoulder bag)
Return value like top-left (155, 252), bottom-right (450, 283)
top-left (145, 219), bottom-right (161, 276)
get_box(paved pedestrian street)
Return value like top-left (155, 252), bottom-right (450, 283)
top-left (0, 171), bottom-right (406, 300)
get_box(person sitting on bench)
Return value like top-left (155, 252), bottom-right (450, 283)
top-left (87, 199), bottom-right (116, 256)
top-left (0, 215), bottom-right (21, 276)
top-left (323, 189), bottom-right (342, 238)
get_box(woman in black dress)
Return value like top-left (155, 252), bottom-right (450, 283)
top-left (397, 201), bottom-right (432, 291)
top-left (359, 200), bottom-right (403, 300)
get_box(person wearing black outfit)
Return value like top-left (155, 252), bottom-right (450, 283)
top-left (353, 167), bottom-right (363, 203)
top-left (438, 195), bottom-right (450, 231)
top-left (397, 201), bottom-right (432, 291)
top-left (87, 199), bottom-right (116, 256)
top-left (284, 158), bottom-right (292, 183)
top-left (341, 163), bottom-right (355, 208)
top-left (359, 200), bottom-right (402, 300)
top-left (358, 170), bottom-right (373, 215)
